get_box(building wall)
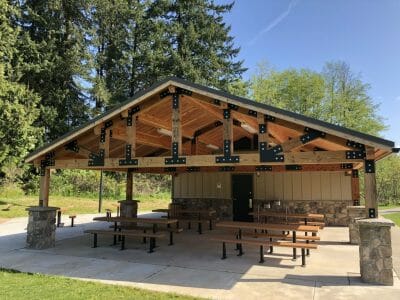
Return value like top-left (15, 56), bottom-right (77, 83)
top-left (172, 171), bottom-right (352, 225)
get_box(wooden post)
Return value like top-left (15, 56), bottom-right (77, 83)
top-left (127, 115), bottom-right (137, 156)
top-left (364, 147), bottom-right (378, 218)
top-left (191, 137), bottom-right (198, 155)
top-left (351, 169), bottom-right (360, 206)
top-left (39, 168), bottom-right (50, 207)
top-left (126, 169), bottom-right (133, 201)
top-left (99, 127), bottom-right (110, 158)
top-left (172, 93), bottom-right (182, 156)
top-left (257, 113), bottom-right (269, 148)
top-left (222, 104), bottom-right (233, 154)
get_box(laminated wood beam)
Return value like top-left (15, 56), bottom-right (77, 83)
top-left (364, 146), bottom-right (377, 218)
top-left (39, 168), bottom-right (50, 207)
top-left (52, 150), bottom-right (363, 169)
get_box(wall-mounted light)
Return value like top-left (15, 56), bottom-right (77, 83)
top-left (157, 128), bottom-right (172, 137)
top-left (241, 123), bottom-right (257, 134)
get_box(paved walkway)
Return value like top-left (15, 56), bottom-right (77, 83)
top-left (0, 213), bottom-right (399, 300)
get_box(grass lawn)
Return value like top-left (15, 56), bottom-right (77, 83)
top-left (0, 268), bottom-right (202, 300)
top-left (0, 192), bottom-right (171, 219)
top-left (384, 213), bottom-right (400, 227)
top-left (379, 203), bottom-right (400, 210)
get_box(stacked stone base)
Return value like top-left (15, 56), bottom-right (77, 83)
top-left (347, 206), bottom-right (366, 244)
top-left (173, 198), bottom-right (232, 220)
top-left (253, 200), bottom-right (352, 226)
top-left (173, 198), bottom-right (352, 225)
top-left (26, 206), bottom-right (59, 249)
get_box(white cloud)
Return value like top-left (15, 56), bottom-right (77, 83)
top-left (248, 0), bottom-right (300, 46)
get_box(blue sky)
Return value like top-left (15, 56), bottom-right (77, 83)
top-left (218, 0), bottom-right (400, 146)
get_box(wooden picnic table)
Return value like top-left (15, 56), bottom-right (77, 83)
top-left (249, 211), bottom-right (324, 220)
top-left (93, 216), bottom-right (179, 232)
top-left (216, 221), bottom-right (319, 259)
top-left (151, 208), bottom-right (216, 234)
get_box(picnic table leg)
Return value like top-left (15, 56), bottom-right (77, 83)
top-left (57, 211), bottom-right (62, 227)
top-left (167, 223), bottom-right (173, 245)
top-left (304, 218), bottom-right (310, 256)
top-left (198, 221), bottom-right (202, 234)
top-left (148, 237), bottom-right (155, 253)
top-left (92, 233), bottom-right (98, 248)
top-left (113, 233), bottom-right (117, 245)
top-left (209, 219), bottom-right (213, 230)
top-left (236, 228), bottom-right (242, 250)
top-left (222, 242), bottom-right (227, 259)
top-left (120, 235), bottom-right (125, 250)
top-left (292, 231), bottom-right (297, 260)
top-left (259, 245), bottom-right (265, 263)
top-left (237, 243), bottom-right (243, 256)
top-left (152, 224), bottom-right (158, 247)
top-left (301, 248), bottom-right (306, 267)
top-left (143, 229), bottom-right (147, 244)
top-left (269, 238), bottom-right (273, 253)
top-left (188, 221), bottom-right (191, 230)
top-left (118, 226), bottom-right (122, 242)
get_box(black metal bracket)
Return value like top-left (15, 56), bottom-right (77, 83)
top-left (340, 163), bottom-right (353, 169)
top-left (223, 109), bottom-right (230, 119)
top-left (160, 87), bottom-right (192, 99)
top-left (364, 160), bottom-right (375, 173)
top-left (220, 166), bottom-right (235, 172)
top-left (259, 143), bottom-right (284, 162)
top-left (213, 99), bottom-right (221, 106)
top-left (216, 140), bottom-right (240, 163)
top-left (100, 127), bottom-right (106, 143)
top-left (259, 124), bottom-right (267, 134)
top-left (264, 115), bottom-right (275, 122)
top-left (119, 144), bottom-right (138, 166)
top-left (228, 103), bottom-right (238, 110)
top-left (65, 140), bottom-right (79, 153)
top-left (345, 150), bottom-right (366, 159)
top-left (40, 152), bottom-right (55, 175)
top-left (286, 165), bottom-right (302, 171)
top-left (255, 165), bottom-right (273, 171)
top-left (88, 149), bottom-right (105, 167)
top-left (248, 110), bottom-right (257, 117)
top-left (164, 167), bottom-right (177, 172)
top-left (346, 140), bottom-right (365, 150)
top-left (300, 128), bottom-right (325, 143)
top-left (172, 93), bottom-right (179, 109)
top-left (165, 142), bottom-right (186, 165)
top-left (187, 167), bottom-right (200, 172)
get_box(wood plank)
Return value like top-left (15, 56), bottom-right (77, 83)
top-left (301, 172), bottom-right (312, 201)
top-left (311, 172), bottom-right (322, 201)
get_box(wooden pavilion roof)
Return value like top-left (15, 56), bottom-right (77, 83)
top-left (25, 77), bottom-right (396, 173)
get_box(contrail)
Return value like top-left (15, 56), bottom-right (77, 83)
top-left (248, 0), bottom-right (300, 45)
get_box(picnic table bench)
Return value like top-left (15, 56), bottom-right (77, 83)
top-left (83, 229), bottom-right (165, 253)
top-left (152, 208), bottom-right (217, 234)
top-left (215, 221), bottom-right (319, 263)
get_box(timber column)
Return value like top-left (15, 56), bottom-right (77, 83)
top-left (364, 147), bottom-right (378, 218)
top-left (119, 169), bottom-right (139, 228)
top-left (27, 166), bottom-right (59, 249)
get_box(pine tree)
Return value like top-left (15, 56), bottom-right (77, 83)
top-left (155, 0), bottom-right (246, 90)
top-left (0, 0), bottom-right (42, 173)
top-left (13, 0), bottom-right (91, 141)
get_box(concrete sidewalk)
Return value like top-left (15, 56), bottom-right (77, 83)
top-left (0, 214), bottom-right (399, 300)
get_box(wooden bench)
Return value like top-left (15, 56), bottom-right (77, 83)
top-left (69, 215), bottom-right (76, 227)
top-left (83, 229), bottom-right (165, 253)
top-left (286, 221), bottom-right (325, 228)
top-left (176, 218), bottom-right (216, 234)
top-left (110, 224), bottom-right (183, 245)
top-left (211, 236), bottom-right (318, 266)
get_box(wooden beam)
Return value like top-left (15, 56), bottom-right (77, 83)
top-left (126, 169), bottom-right (133, 201)
top-left (51, 151), bottom-right (363, 169)
top-left (138, 113), bottom-right (193, 139)
top-left (222, 105), bottom-right (234, 155)
top-left (172, 94), bottom-right (182, 155)
top-left (364, 146), bottom-right (378, 218)
top-left (99, 128), bottom-right (110, 158)
top-left (39, 168), bottom-right (50, 207)
top-left (351, 169), bottom-right (360, 205)
top-left (127, 115), bottom-right (137, 156)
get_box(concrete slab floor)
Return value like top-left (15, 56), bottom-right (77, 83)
top-left (0, 213), bottom-right (399, 300)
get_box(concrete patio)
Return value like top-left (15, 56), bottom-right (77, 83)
top-left (0, 213), bottom-right (399, 300)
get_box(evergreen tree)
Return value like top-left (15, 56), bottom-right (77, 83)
top-left (12, 0), bottom-right (91, 141)
top-left (144, 0), bottom-right (246, 90)
top-left (0, 0), bottom-right (42, 173)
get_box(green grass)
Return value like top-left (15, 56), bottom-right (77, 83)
top-left (0, 268), bottom-right (202, 300)
top-left (0, 191), bottom-right (171, 219)
top-left (378, 203), bottom-right (400, 210)
top-left (384, 213), bottom-right (400, 227)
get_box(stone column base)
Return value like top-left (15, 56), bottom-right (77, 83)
top-left (347, 206), bottom-right (366, 244)
top-left (118, 200), bottom-right (139, 228)
top-left (357, 218), bottom-right (395, 285)
top-left (26, 206), bottom-right (59, 249)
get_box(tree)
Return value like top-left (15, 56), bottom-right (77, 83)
top-left (0, 0), bottom-right (42, 175)
top-left (150, 0), bottom-right (246, 90)
top-left (251, 63), bottom-right (326, 119)
top-left (12, 0), bottom-right (91, 141)
top-left (322, 61), bottom-right (386, 135)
